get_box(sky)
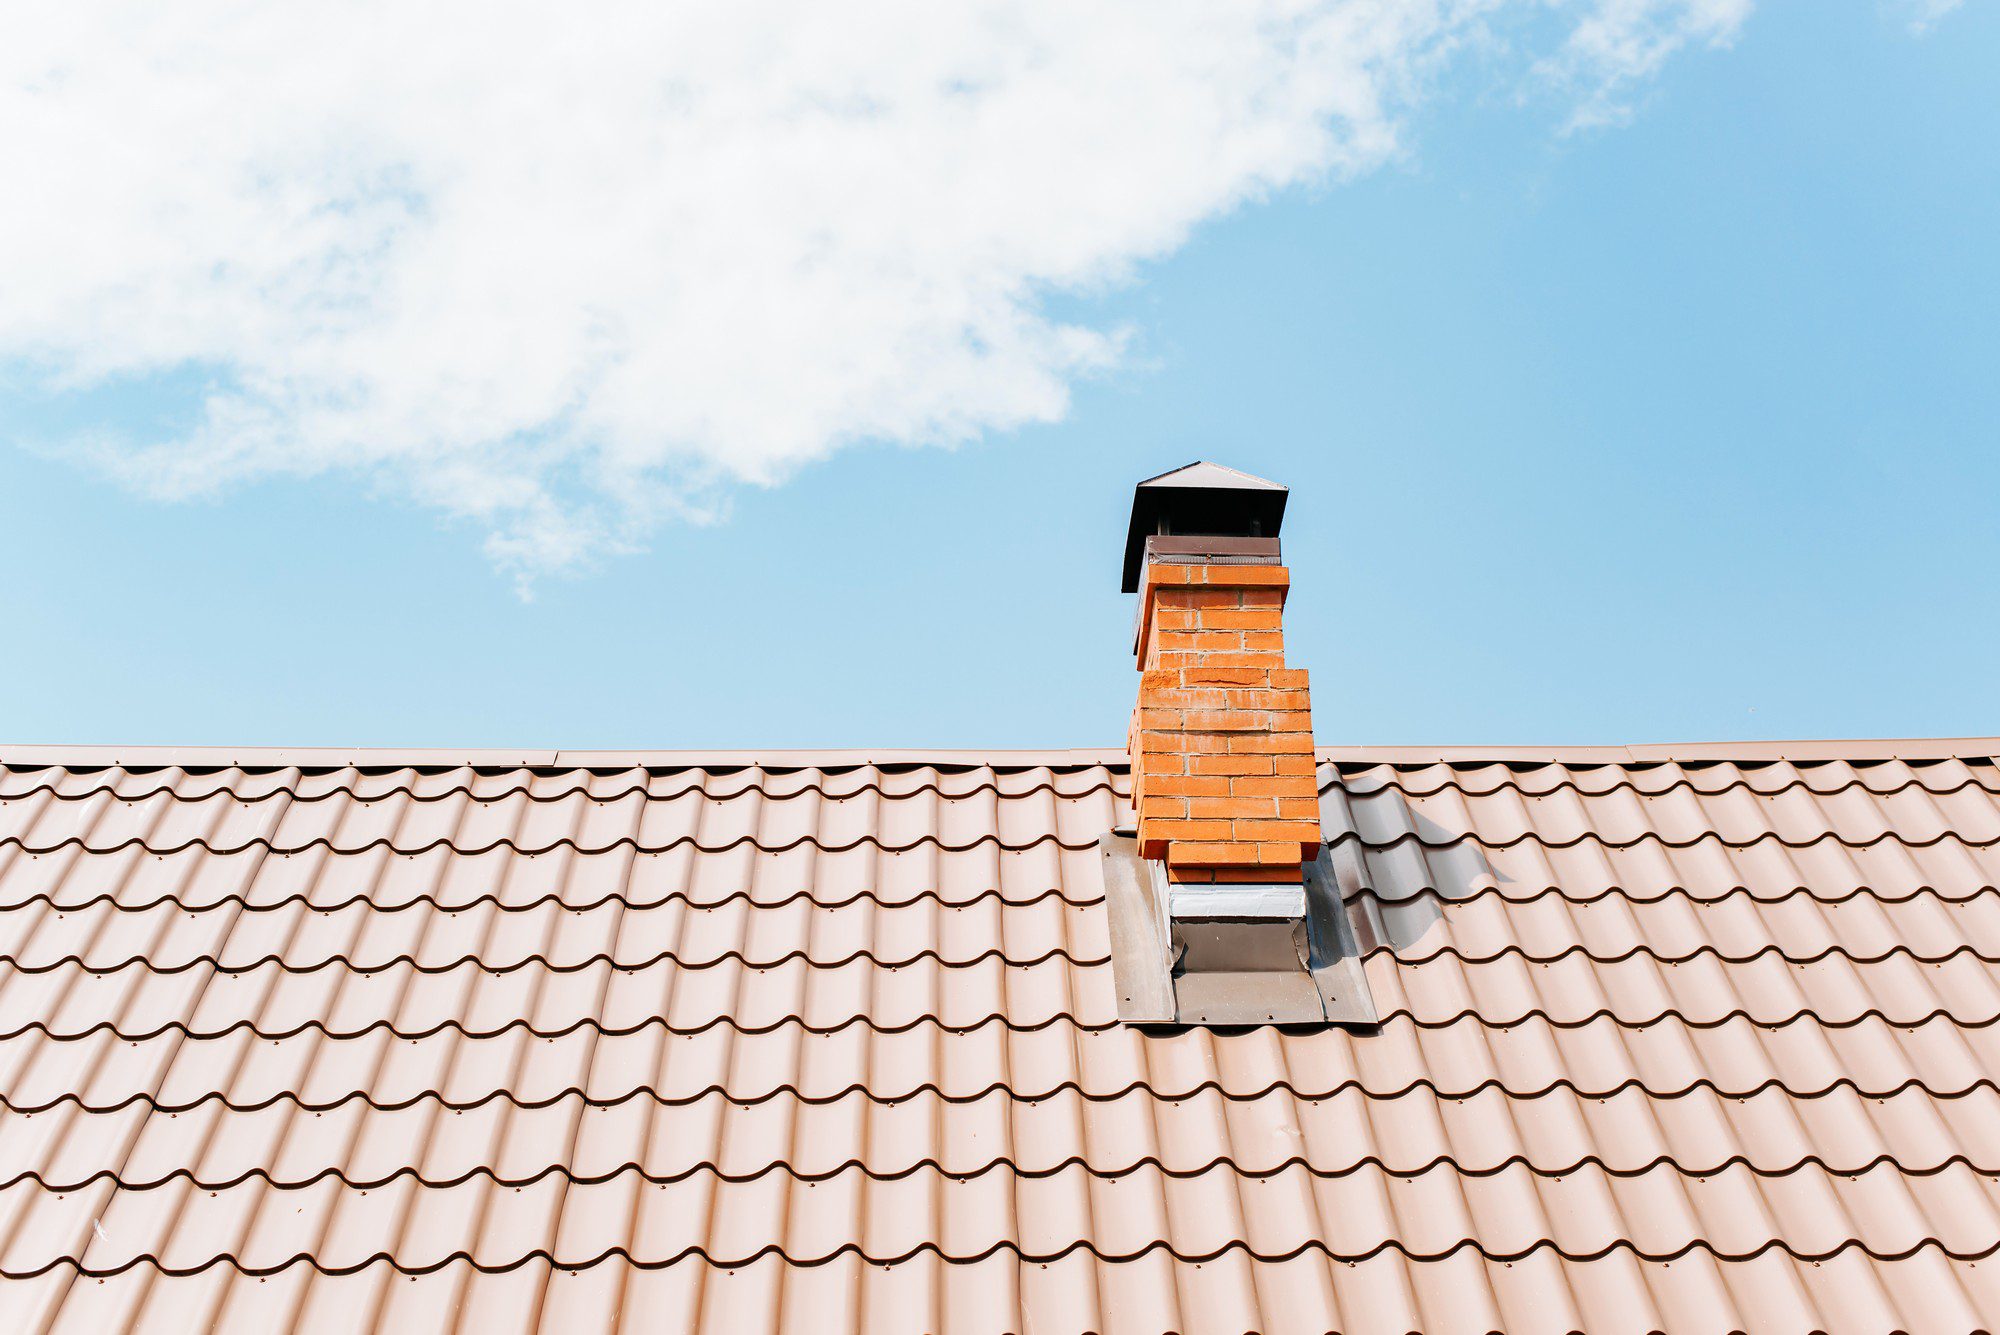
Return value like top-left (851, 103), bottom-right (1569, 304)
top-left (1, 0), bottom-right (1994, 751)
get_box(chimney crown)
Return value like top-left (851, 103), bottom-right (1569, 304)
top-left (1120, 461), bottom-right (1289, 593)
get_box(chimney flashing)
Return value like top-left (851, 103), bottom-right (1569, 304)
top-left (1097, 832), bottom-right (1380, 1027)
top-left (1167, 883), bottom-right (1307, 920)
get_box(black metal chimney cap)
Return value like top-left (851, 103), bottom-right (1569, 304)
top-left (1121, 462), bottom-right (1289, 592)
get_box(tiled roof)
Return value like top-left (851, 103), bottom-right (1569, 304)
top-left (0, 741), bottom-right (1996, 1333)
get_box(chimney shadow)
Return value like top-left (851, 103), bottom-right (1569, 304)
top-left (1322, 785), bottom-right (1507, 958)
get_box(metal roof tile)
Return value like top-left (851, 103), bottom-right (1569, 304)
top-left (27, 1159), bottom-right (2000, 1275)
top-left (0, 749), bottom-right (1998, 1326)
top-left (13, 1247), bottom-right (2000, 1334)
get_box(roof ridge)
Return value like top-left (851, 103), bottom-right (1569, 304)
top-left (1, 737), bottom-right (1993, 769)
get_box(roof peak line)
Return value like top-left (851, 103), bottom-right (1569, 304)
top-left (0, 738), bottom-right (1992, 770)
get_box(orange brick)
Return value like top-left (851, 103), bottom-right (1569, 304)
top-left (1216, 563), bottom-right (1296, 583)
top-left (1140, 796), bottom-right (1189, 819)
top-left (1203, 565), bottom-right (1289, 588)
top-left (1184, 588), bottom-right (1246, 609)
top-left (1193, 651), bottom-right (1284, 668)
top-left (1159, 630), bottom-right (1253, 653)
top-left (1189, 754), bottom-right (1272, 776)
top-left (1182, 668), bottom-right (1268, 687)
top-left (1138, 816), bottom-right (1204, 859)
top-left (1181, 709), bottom-right (1269, 732)
top-left (1235, 819), bottom-right (1323, 843)
top-left (1231, 774), bottom-right (1316, 797)
top-left (1134, 708), bottom-right (1183, 731)
top-left (1278, 797), bottom-right (1322, 819)
top-left (1146, 819), bottom-right (1233, 843)
top-left (1252, 841), bottom-right (1308, 865)
top-left (1240, 587), bottom-right (1287, 608)
top-left (1139, 687), bottom-right (1231, 711)
top-left (1274, 755), bottom-right (1317, 776)
top-left (1189, 796), bottom-right (1282, 820)
top-left (1269, 668), bottom-right (1309, 688)
top-left (1242, 631), bottom-right (1285, 652)
top-left (1143, 564), bottom-right (1201, 586)
top-left (1219, 689), bottom-right (1307, 711)
top-left (1202, 607), bottom-right (1284, 632)
top-left (1145, 774), bottom-right (1232, 797)
top-left (1227, 732), bottom-right (1315, 755)
top-left (1166, 841), bottom-right (1246, 867)
top-left (1153, 606), bottom-right (1205, 632)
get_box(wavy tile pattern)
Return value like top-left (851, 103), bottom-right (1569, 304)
top-left (0, 747), bottom-right (1997, 1333)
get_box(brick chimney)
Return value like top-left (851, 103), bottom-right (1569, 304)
top-left (1124, 463), bottom-right (1321, 894)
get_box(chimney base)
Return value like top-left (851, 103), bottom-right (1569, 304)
top-left (1167, 882), bottom-right (1306, 920)
top-left (1098, 831), bottom-right (1379, 1027)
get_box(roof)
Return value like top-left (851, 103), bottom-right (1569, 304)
top-left (0, 738), bottom-right (1996, 1332)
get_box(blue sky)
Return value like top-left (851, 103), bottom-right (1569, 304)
top-left (1, 1), bottom-right (1994, 750)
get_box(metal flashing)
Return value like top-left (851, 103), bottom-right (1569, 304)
top-left (1167, 883), bottom-right (1307, 919)
top-left (1172, 964), bottom-right (1325, 1025)
top-left (1100, 834), bottom-right (1375, 1026)
top-left (1098, 832), bottom-right (1176, 1023)
top-left (1303, 845), bottom-right (1382, 1024)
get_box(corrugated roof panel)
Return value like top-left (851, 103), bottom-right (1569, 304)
top-left (8, 1158), bottom-right (1998, 1274)
top-left (10, 1246), bottom-right (2000, 1335)
top-left (0, 748), bottom-right (1996, 1331)
top-left (7, 1080), bottom-right (1995, 1192)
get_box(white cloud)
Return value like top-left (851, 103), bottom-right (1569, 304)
top-left (1901, 0), bottom-right (1965, 34)
top-left (1540, 0), bottom-right (1752, 130)
top-left (0, 1), bottom-right (1746, 584)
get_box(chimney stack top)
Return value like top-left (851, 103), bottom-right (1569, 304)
top-left (1121, 461), bottom-right (1289, 592)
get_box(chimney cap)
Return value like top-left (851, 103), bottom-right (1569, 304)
top-left (1121, 461), bottom-right (1289, 592)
